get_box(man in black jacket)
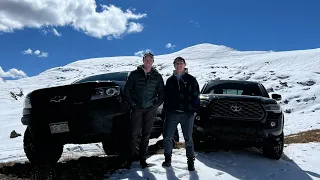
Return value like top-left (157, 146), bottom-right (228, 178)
top-left (162, 56), bottom-right (200, 171)
top-left (124, 52), bottom-right (165, 168)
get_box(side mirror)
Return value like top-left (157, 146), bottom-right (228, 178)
top-left (271, 94), bottom-right (282, 101)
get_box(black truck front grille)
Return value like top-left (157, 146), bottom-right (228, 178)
top-left (209, 100), bottom-right (265, 120)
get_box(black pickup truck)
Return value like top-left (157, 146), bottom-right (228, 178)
top-left (21, 71), bottom-right (170, 165)
top-left (193, 80), bottom-right (284, 159)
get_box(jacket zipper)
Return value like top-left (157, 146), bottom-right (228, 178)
top-left (145, 74), bottom-right (148, 108)
top-left (181, 78), bottom-right (187, 88)
top-left (145, 71), bottom-right (152, 108)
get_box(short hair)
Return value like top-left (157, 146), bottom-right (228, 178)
top-left (173, 56), bottom-right (186, 64)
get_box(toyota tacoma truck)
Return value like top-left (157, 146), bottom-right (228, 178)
top-left (21, 71), bottom-right (168, 165)
top-left (193, 80), bottom-right (284, 159)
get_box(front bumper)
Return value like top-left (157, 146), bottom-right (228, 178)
top-left (194, 124), bottom-right (267, 142)
top-left (21, 97), bottom-right (131, 143)
top-left (194, 112), bottom-right (283, 142)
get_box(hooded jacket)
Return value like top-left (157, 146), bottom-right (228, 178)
top-left (124, 65), bottom-right (165, 109)
top-left (163, 69), bottom-right (200, 113)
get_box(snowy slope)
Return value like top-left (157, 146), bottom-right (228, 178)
top-left (1, 43), bottom-right (320, 179)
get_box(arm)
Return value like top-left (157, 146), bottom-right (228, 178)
top-left (154, 75), bottom-right (165, 108)
top-left (192, 78), bottom-right (200, 113)
top-left (124, 72), bottom-right (136, 107)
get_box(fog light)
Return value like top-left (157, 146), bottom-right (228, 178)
top-left (270, 121), bottom-right (276, 127)
top-left (195, 116), bottom-right (201, 121)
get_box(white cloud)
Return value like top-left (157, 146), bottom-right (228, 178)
top-left (22, 48), bottom-right (48, 58)
top-left (34, 50), bottom-right (40, 55)
top-left (134, 49), bottom-right (152, 57)
top-left (22, 48), bottom-right (32, 55)
top-left (166, 43), bottom-right (176, 49)
top-left (39, 52), bottom-right (48, 58)
top-left (52, 28), bottom-right (62, 36)
top-left (0, 0), bottom-right (147, 39)
top-left (0, 66), bottom-right (27, 79)
top-left (127, 22), bottom-right (143, 33)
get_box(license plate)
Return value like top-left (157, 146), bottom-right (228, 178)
top-left (49, 122), bottom-right (70, 134)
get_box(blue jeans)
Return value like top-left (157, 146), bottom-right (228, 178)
top-left (163, 111), bottom-right (195, 158)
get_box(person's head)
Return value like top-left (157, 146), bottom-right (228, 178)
top-left (173, 56), bottom-right (186, 74)
top-left (142, 52), bottom-right (154, 70)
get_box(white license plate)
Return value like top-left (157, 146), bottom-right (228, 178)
top-left (49, 122), bottom-right (70, 134)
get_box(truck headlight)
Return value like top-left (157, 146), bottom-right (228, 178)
top-left (91, 86), bottom-right (120, 100)
top-left (105, 88), bottom-right (118, 96)
top-left (264, 104), bottom-right (281, 113)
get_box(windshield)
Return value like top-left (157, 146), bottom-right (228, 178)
top-left (203, 82), bottom-right (263, 97)
top-left (72, 72), bottom-right (129, 84)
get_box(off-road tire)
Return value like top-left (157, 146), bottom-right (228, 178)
top-left (102, 113), bottom-right (132, 158)
top-left (23, 128), bottom-right (63, 165)
top-left (262, 133), bottom-right (284, 160)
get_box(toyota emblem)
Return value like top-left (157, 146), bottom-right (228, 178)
top-left (230, 104), bottom-right (241, 112)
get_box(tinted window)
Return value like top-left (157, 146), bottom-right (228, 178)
top-left (258, 84), bottom-right (270, 98)
top-left (204, 83), bottom-right (263, 96)
top-left (72, 72), bottom-right (129, 84)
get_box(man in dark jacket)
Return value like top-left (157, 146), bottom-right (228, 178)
top-left (124, 52), bottom-right (165, 168)
top-left (162, 56), bottom-right (200, 171)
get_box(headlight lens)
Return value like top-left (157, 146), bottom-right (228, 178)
top-left (91, 86), bottom-right (120, 100)
top-left (94, 89), bottom-right (104, 95)
top-left (264, 104), bottom-right (281, 113)
top-left (106, 88), bottom-right (118, 96)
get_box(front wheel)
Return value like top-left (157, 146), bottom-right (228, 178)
top-left (103, 114), bottom-right (131, 163)
top-left (23, 127), bottom-right (63, 165)
top-left (262, 133), bottom-right (284, 160)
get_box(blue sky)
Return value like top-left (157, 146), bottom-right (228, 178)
top-left (0, 0), bottom-right (320, 78)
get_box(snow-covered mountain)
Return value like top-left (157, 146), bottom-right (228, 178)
top-left (1, 43), bottom-right (320, 179)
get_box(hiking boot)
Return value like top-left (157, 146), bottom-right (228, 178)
top-left (187, 157), bottom-right (195, 171)
top-left (162, 155), bottom-right (171, 167)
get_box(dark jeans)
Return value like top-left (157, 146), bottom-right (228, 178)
top-left (129, 106), bottom-right (156, 160)
top-left (163, 111), bottom-right (195, 158)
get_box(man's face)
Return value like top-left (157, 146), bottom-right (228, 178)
top-left (143, 56), bottom-right (154, 69)
top-left (174, 60), bottom-right (186, 72)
